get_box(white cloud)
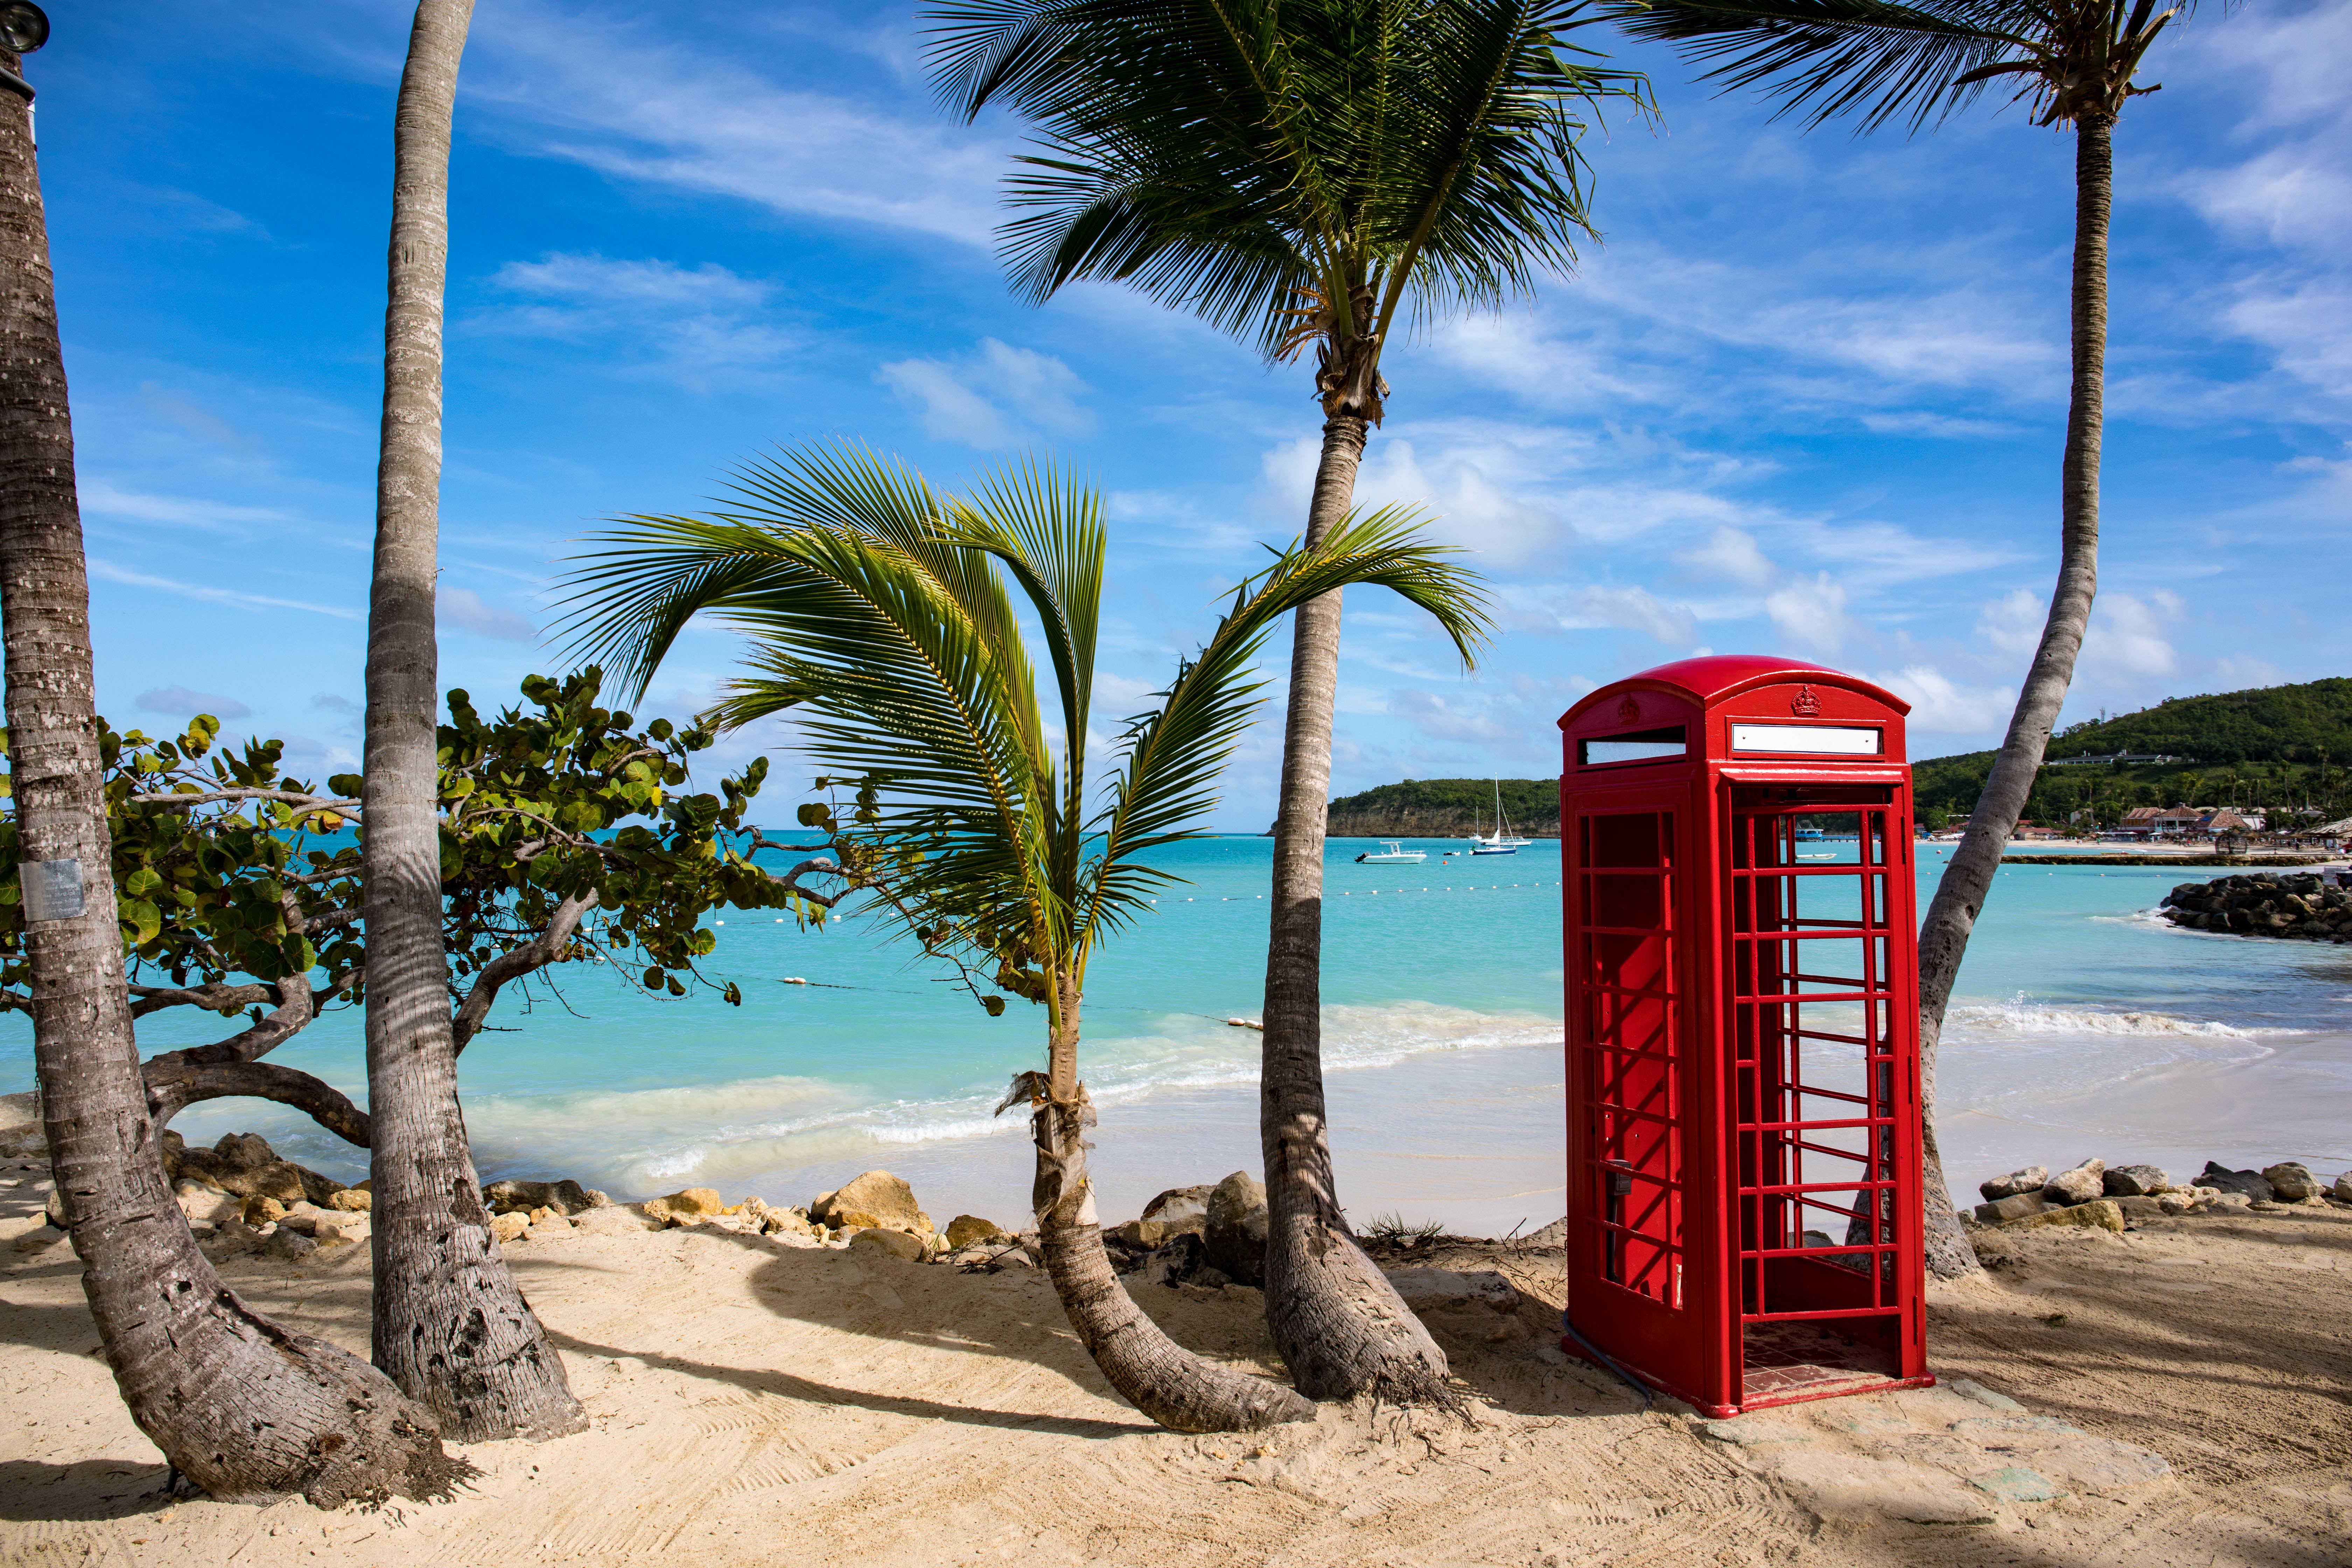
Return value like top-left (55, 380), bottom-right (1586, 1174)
top-left (138, 685), bottom-right (251, 721)
top-left (1977, 588), bottom-right (2045, 658)
top-left (439, 588), bottom-right (540, 645)
top-left (79, 481), bottom-right (293, 532)
top-left (2211, 653), bottom-right (2284, 690)
top-left (878, 339), bottom-right (1092, 448)
top-left (459, 0), bottom-right (1011, 245)
top-left (484, 254), bottom-right (793, 384)
top-left (1875, 666), bottom-right (2015, 738)
top-left (2078, 590), bottom-right (2182, 682)
top-left (89, 560), bottom-right (359, 620)
top-left (1674, 525), bottom-right (1777, 589)
top-left (1765, 572), bottom-right (1852, 655)
top-left (1502, 583), bottom-right (1697, 647)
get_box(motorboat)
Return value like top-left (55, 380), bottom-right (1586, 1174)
top-left (1467, 779), bottom-right (1528, 855)
top-left (1355, 840), bottom-right (1427, 864)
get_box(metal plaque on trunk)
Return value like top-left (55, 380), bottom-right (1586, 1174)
top-left (19, 858), bottom-right (84, 922)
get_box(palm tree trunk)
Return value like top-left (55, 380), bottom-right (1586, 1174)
top-left (0, 45), bottom-right (462, 1504)
top-left (362, 0), bottom-right (583, 1442)
top-left (1914, 109), bottom-right (2112, 1281)
top-left (1033, 978), bottom-right (1314, 1432)
top-left (1259, 414), bottom-right (1451, 1401)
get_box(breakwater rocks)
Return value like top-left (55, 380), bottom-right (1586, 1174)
top-left (2158, 872), bottom-right (2352, 941)
top-left (1965, 1154), bottom-right (2347, 1236)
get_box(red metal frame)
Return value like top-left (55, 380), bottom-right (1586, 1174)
top-left (1558, 656), bottom-right (1930, 1417)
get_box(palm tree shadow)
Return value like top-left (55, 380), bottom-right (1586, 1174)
top-left (0, 1459), bottom-right (176, 1523)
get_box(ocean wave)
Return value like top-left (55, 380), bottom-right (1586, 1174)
top-left (443, 999), bottom-right (1561, 1197)
top-left (1946, 997), bottom-right (2263, 1040)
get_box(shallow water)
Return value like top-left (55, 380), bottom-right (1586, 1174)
top-left (3, 836), bottom-right (2344, 1233)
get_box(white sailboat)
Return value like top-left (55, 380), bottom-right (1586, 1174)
top-left (1355, 840), bottom-right (1426, 864)
top-left (1467, 779), bottom-right (1529, 855)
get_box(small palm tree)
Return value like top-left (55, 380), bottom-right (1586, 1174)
top-left (930, 0), bottom-right (1650, 1402)
top-left (560, 447), bottom-right (1488, 1432)
top-left (1609, 0), bottom-right (2198, 1279)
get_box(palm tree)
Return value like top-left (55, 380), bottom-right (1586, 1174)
top-left (362, 0), bottom-right (584, 1439)
top-left (929, 0), bottom-right (1649, 1401)
top-left (559, 447), bottom-right (1488, 1431)
top-left (1610, 0), bottom-right (2194, 1279)
top-left (0, 24), bottom-right (464, 1503)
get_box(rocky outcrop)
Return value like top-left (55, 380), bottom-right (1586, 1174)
top-left (2042, 1159), bottom-right (2106, 1206)
top-left (1204, 1171), bottom-right (1268, 1287)
top-left (2160, 873), bottom-right (2352, 944)
top-left (163, 1131), bottom-right (347, 1207)
top-left (1980, 1167), bottom-right (2048, 1201)
top-left (811, 1171), bottom-right (936, 1249)
top-left (484, 1178), bottom-right (608, 1217)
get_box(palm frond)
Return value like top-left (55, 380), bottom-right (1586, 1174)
top-left (1604, 0), bottom-right (2037, 133)
top-left (1078, 504), bottom-right (1490, 940)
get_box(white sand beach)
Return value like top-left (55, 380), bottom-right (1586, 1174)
top-left (4, 1165), bottom-right (2350, 1567)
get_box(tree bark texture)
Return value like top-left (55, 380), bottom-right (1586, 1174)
top-left (362, 0), bottom-right (583, 1443)
top-left (1913, 111), bottom-right (2112, 1282)
top-left (1259, 415), bottom-right (1451, 1402)
top-left (1032, 978), bottom-right (1313, 1431)
top-left (0, 48), bottom-right (461, 1505)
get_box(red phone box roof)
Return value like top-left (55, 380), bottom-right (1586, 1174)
top-left (1558, 655), bottom-right (1911, 770)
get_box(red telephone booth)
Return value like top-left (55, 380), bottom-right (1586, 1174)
top-left (1556, 655), bottom-right (1930, 1417)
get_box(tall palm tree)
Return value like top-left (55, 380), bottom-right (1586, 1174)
top-left (0, 24), bottom-right (464, 1503)
top-left (929, 0), bottom-right (1649, 1401)
top-left (560, 447), bottom-right (1488, 1432)
top-left (1609, 0), bottom-right (2194, 1278)
top-left (363, 0), bottom-right (584, 1439)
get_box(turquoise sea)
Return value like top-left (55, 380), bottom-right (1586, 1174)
top-left (6, 837), bottom-right (2347, 1234)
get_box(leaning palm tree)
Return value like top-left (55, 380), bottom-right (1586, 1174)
top-left (1608, 0), bottom-right (2198, 1278)
top-left (560, 447), bottom-right (1488, 1432)
top-left (930, 0), bottom-right (1649, 1403)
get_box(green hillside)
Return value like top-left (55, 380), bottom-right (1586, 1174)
top-left (1322, 777), bottom-right (1559, 836)
top-left (1913, 677), bottom-right (2352, 827)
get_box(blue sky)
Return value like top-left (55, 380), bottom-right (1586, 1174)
top-left (35, 1), bottom-right (2352, 828)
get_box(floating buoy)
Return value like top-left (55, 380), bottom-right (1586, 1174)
top-left (1226, 1017), bottom-right (1264, 1031)
top-left (780, 977), bottom-right (808, 985)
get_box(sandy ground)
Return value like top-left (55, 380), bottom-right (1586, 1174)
top-left (4, 1177), bottom-right (2350, 1567)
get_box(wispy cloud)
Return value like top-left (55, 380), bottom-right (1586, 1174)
top-left (878, 339), bottom-right (1093, 448)
top-left (89, 560), bottom-right (358, 620)
top-left (481, 254), bottom-right (795, 386)
top-left (138, 685), bottom-right (251, 721)
top-left (439, 587), bottom-right (540, 644)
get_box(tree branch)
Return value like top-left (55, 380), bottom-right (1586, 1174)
top-left (142, 1057), bottom-right (372, 1148)
top-left (451, 890), bottom-right (598, 1056)
top-left (127, 788), bottom-right (359, 816)
top-left (127, 980), bottom-right (277, 1019)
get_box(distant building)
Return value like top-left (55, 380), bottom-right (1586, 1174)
top-left (2115, 805), bottom-right (2200, 838)
top-left (2047, 752), bottom-right (2194, 767)
top-left (2203, 809), bottom-right (2261, 835)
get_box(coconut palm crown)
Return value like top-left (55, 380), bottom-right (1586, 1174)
top-left (1606, 0), bottom-right (2206, 1284)
top-left (931, 0), bottom-right (1651, 421)
top-left (556, 448), bottom-right (1489, 1432)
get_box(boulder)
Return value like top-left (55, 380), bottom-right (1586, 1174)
top-left (262, 1226), bottom-right (318, 1261)
top-left (271, 1201), bottom-right (330, 1236)
top-left (2261, 1162), bottom-right (2323, 1202)
top-left (2102, 1164), bottom-right (2170, 1198)
top-left (174, 1180), bottom-right (237, 1226)
top-left (313, 1210), bottom-right (370, 1246)
top-left (642, 1187), bottom-right (725, 1227)
top-left (484, 1178), bottom-right (608, 1217)
top-left (164, 1132), bottom-right (346, 1207)
top-left (1974, 1193), bottom-right (2049, 1226)
top-left (811, 1171), bottom-right (934, 1247)
top-left (43, 1187), bottom-right (64, 1227)
top-left (1385, 1268), bottom-right (1520, 1314)
top-left (1204, 1171), bottom-right (1268, 1288)
top-left (1111, 1218), bottom-right (1172, 1250)
top-left (760, 1206), bottom-right (818, 1238)
top-left (2156, 1192), bottom-right (2195, 1216)
top-left (1979, 1167), bottom-right (2049, 1202)
top-left (1141, 1185), bottom-right (1214, 1231)
top-left (2112, 1196), bottom-right (2170, 1220)
top-left (2002, 1199), bottom-right (2125, 1234)
top-left (2333, 1172), bottom-right (2352, 1203)
top-left (2041, 1159), bottom-right (2106, 1206)
top-left (241, 1194), bottom-right (286, 1227)
top-left (847, 1225), bottom-right (925, 1262)
top-left (327, 1188), bottom-right (372, 1213)
top-left (2198, 1162), bottom-right (2274, 1202)
top-left (490, 1210), bottom-right (532, 1244)
top-left (944, 1214), bottom-right (1008, 1250)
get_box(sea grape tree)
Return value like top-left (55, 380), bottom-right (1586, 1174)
top-left (0, 667), bottom-right (842, 1146)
